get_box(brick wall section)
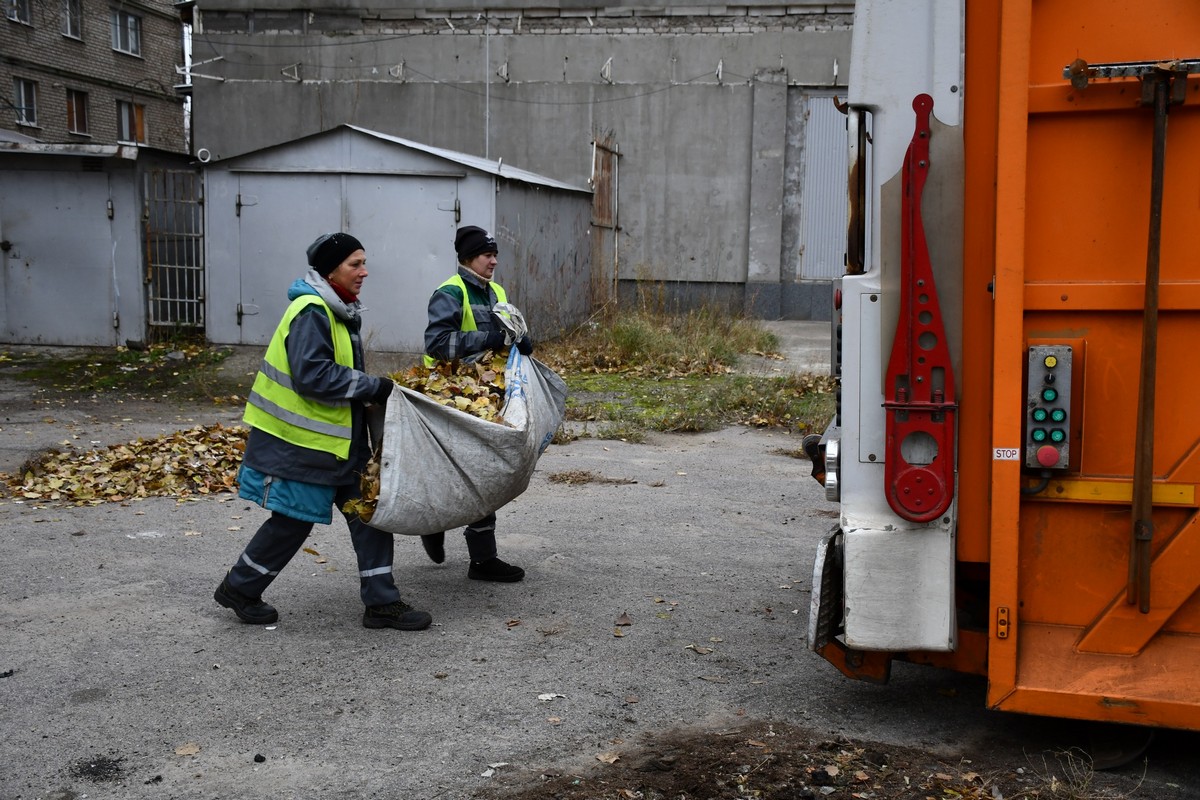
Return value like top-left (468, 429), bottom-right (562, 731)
top-left (1, 0), bottom-right (187, 152)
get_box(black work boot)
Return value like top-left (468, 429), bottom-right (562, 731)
top-left (468, 557), bottom-right (525, 583)
top-left (420, 532), bottom-right (446, 564)
top-left (214, 575), bottom-right (279, 624)
top-left (363, 600), bottom-right (433, 631)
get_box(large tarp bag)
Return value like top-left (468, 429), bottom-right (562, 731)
top-left (368, 307), bottom-right (567, 536)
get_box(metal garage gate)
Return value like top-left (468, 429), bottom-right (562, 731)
top-left (143, 169), bottom-right (204, 331)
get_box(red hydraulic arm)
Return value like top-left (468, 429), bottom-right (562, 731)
top-left (882, 94), bottom-right (958, 523)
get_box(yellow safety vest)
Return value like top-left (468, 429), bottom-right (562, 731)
top-left (244, 295), bottom-right (355, 459)
top-left (423, 274), bottom-right (508, 367)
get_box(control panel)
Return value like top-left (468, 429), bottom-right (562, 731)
top-left (1025, 345), bottom-right (1073, 469)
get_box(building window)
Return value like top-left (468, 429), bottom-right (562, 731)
top-left (63, 0), bottom-right (82, 38)
top-left (13, 78), bottom-right (37, 126)
top-left (110, 9), bottom-right (141, 56)
top-left (67, 89), bottom-right (89, 134)
top-left (116, 99), bottom-right (145, 143)
top-left (6, 0), bottom-right (32, 24)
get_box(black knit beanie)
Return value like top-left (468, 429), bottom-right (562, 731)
top-left (306, 232), bottom-right (364, 276)
top-left (454, 226), bottom-right (498, 262)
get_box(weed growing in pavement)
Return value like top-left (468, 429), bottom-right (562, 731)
top-left (538, 306), bottom-right (836, 440)
top-left (1016, 748), bottom-right (1147, 800)
top-left (541, 305), bottom-right (777, 376)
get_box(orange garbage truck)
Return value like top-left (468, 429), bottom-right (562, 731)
top-left (808, 0), bottom-right (1200, 744)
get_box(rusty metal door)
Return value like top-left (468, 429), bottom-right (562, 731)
top-left (589, 132), bottom-right (619, 304)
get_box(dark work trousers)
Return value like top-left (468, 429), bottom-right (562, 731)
top-left (423, 512), bottom-right (498, 562)
top-left (226, 483), bottom-right (400, 608)
top-left (463, 512), bottom-right (498, 561)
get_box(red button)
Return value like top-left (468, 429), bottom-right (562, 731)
top-left (1036, 445), bottom-right (1060, 468)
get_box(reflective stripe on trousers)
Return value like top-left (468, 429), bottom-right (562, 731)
top-left (227, 485), bottom-right (400, 608)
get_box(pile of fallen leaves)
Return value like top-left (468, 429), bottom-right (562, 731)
top-left (2, 355), bottom-right (515, 514)
top-left (343, 352), bottom-right (514, 522)
top-left (2, 423), bottom-right (247, 505)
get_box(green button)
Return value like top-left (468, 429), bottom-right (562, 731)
top-left (1032, 428), bottom-right (1047, 442)
top-left (1050, 408), bottom-right (1066, 423)
top-left (1050, 429), bottom-right (1066, 443)
top-left (1032, 408), bottom-right (1048, 422)
top-left (1042, 388), bottom-right (1058, 403)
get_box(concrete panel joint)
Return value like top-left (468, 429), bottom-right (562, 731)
top-left (746, 67), bottom-right (788, 304)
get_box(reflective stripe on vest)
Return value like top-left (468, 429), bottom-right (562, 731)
top-left (423, 273), bottom-right (508, 367)
top-left (244, 294), bottom-right (355, 459)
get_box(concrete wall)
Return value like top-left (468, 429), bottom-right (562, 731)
top-left (188, 2), bottom-right (852, 320)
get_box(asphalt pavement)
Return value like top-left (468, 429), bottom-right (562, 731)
top-left (1, 324), bottom-right (1196, 799)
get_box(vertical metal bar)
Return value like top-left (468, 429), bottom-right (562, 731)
top-left (1128, 69), bottom-right (1171, 613)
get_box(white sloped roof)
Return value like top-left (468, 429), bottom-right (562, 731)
top-left (345, 124), bottom-right (589, 194)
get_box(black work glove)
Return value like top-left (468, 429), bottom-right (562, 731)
top-left (370, 377), bottom-right (394, 405)
top-left (515, 336), bottom-right (534, 356)
top-left (482, 330), bottom-right (506, 353)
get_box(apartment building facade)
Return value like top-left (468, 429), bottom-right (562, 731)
top-left (2, 0), bottom-right (187, 150)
